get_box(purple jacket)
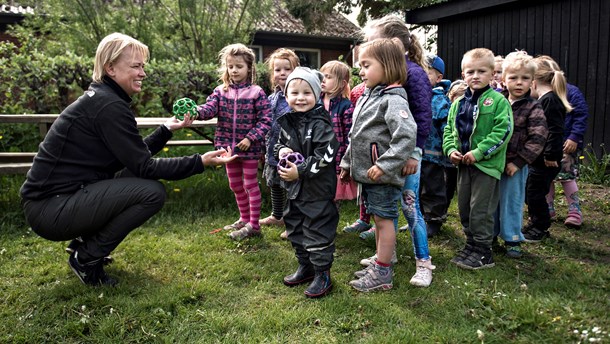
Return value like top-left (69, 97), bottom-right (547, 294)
top-left (566, 84), bottom-right (589, 148)
top-left (405, 59), bottom-right (432, 151)
top-left (197, 82), bottom-right (272, 160)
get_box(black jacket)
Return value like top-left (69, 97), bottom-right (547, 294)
top-left (20, 76), bottom-right (204, 200)
top-left (274, 105), bottom-right (338, 201)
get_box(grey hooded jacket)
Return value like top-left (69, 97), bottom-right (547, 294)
top-left (340, 84), bottom-right (417, 188)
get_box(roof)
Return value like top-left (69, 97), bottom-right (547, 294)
top-left (406, 0), bottom-right (522, 24)
top-left (256, 0), bottom-right (361, 40)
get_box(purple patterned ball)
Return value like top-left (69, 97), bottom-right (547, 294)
top-left (278, 152), bottom-right (305, 170)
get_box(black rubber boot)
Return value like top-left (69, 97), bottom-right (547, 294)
top-left (283, 264), bottom-right (315, 287)
top-left (304, 270), bottom-right (332, 298)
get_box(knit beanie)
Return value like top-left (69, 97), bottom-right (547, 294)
top-left (285, 67), bottom-right (323, 102)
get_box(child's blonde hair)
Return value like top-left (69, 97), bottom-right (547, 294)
top-left (364, 14), bottom-right (427, 69)
top-left (502, 50), bottom-right (536, 77)
top-left (461, 48), bottom-right (495, 71)
top-left (534, 55), bottom-right (573, 112)
top-left (265, 48), bottom-right (300, 90)
top-left (359, 38), bottom-right (407, 86)
top-left (218, 43), bottom-right (256, 91)
top-left (320, 60), bottom-right (351, 99)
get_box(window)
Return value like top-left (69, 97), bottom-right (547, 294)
top-left (249, 45), bottom-right (263, 63)
top-left (292, 48), bottom-right (320, 69)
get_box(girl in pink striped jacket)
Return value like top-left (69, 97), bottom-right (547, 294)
top-left (197, 43), bottom-right (272, 240)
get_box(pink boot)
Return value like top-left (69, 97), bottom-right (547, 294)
top-left (564, 210), bottom-right (582, 228)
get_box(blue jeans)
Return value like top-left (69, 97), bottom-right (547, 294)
top-left (400, 161), bottom-right (430, 260)
top-left (494, 166), bottom-right (528, 243)
top-left (362, 183), bottom-right (402, 220)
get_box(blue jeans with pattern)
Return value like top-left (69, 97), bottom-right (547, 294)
top-left (400, 160), bottom-right (430, 260)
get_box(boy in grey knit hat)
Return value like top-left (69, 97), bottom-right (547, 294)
top-left (274, 66), bottom-right (339, 298)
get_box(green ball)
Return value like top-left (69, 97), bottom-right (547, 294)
top-left (172, 97), bottom-right (198, 120)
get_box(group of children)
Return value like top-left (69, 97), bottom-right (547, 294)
top-left (191, 14), bottom-right (587, 298)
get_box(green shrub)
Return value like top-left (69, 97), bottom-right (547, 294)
top-left (580, 143), bottom-right (610, 186)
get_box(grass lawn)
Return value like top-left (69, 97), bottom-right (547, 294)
top-left (1, 169), bottom-right (609, 343)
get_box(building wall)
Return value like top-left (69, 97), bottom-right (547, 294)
top-left (436, 0), bottom-right (610, 154)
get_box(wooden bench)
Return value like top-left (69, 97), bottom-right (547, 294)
top-left (0, 114), bottom-right (217, 174)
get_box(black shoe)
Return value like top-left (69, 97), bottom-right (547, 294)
top-left (522, 226), bottom-right (550, 243)
top-left (304, 270), bottom-right (332, 298)
top-left (450, 243), bottom-right (475, 265)
top-left (68, 252), bottom-right (117, 286)
top-left (65, 237), bottom-right (113, 265)
top-left (455, 248), bottom-right (495, 270)
top-left (426, 222), bottom-right (442, 238)
top-left (283, 264), bottom-right (315, 287)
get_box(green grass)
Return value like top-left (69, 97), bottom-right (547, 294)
top-left (1, 171), bottom-right (609, 343)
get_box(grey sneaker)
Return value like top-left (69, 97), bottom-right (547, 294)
top-left (354, 264), bottom-right (374, 279)
top-left (343, 219), bottom-right (372, 233)
top-left (349, 263), bottom-right (393, 292)
top-left (229, 223), bottom-right (261, 241)
top-left (359, 250), bottom-right (398, 267)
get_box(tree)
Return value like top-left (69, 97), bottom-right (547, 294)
top-left (9, 0), bottom-right (271, 63)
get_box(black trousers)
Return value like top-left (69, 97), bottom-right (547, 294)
top-left (283, 199), bottom-right (338, 272)
top-left (419, 160), bottom-right (448, 223)
top-left (23, 178), bottom-right (166, 261)
top-left (526, 165), bottom-right (561, 231)
top-left (445, 165), bottom-right (458, 214)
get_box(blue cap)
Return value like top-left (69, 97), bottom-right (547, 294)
top-left (428, 55), bottom-right (445, 75)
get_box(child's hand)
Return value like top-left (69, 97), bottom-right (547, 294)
top-left (278, 160), bottom-right (299, 182)
top-left (505, 162), bottom-right (519, 176)
top-left (544, 159), bottom-right (559, 167)
top-left (462, 151), bottom-right (477, 165)
top-left (367, 165), bottom-right (384, 181)
top-left (401, 158), bottom-right (419, 176)
top-left (340, 168), bottom-right (351, 183)
top-left (563, 139), bottom-right (577, 154)
top-left (449, 151), bottom-right (463, 165)
top-left (236, 138), bottom-right (251, 152)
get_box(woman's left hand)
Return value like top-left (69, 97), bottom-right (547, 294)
top-left (164, 115), bottom-right (196, 131)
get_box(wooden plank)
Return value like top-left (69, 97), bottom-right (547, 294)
top-left (0, 152), bottom-right (36, 163)
top-left (0, 162), bottom-right (32, 174)
top-left (165, 140), bottom-right (213, 146)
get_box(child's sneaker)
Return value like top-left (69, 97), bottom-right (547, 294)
top-left (343, 219), bottom-right (372, 233)
top-left (353, 264), bottom-right (374, 279)
top-left (259, 215), bottom-right (285, 227)
top-left (522, 225), bottom-right (550, 243)
top-left (358, 226), bottom-right (376, 241)
top-left (229, 224), bottom-right (261, 241)
top-left (564, 210), bottom-right (582, 228)
top-left (398, 224), bottom-right (409, 232)
top-left (450, 243), bottom-right (474, 265)
top-left (359, 250), bottom-right (398, 267)
top-left (349, 263), bottom-right (393, 292)
top-left (455, 248), bottom-right (495, 270)
top-left (505, 244), bottom-right (523, 259)
top-left (409, 258), bottom-right (435, 287)
top-left (224, 220), bottom-right (247, 230)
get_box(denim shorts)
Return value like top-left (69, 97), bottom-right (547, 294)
top-left (362, 183), bottom-right (402, 220)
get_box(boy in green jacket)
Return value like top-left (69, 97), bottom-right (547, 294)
top-left (443, 48), bottom-right (513, 270)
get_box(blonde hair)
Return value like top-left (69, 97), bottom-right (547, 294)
top-left (364, 14), bottom-right (427, 69)
top-left (93, 33), bottom-right (149, 83)
top-left (218, 43), bottom-right (256, 91)
top-left (502, 50), bottom-right (536, 77)
top-left (461, 48), bottom-right (495, 71)
top-left (265, 48), bottom-right (300, 90)
top-left (320, 60), bottom-right (351, 99)
top-left (359, 38), bottom-right (407, 86)
top-left (534, 55), bottom-right (573, 112)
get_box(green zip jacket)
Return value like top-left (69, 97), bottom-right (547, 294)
top-left (443, 88), bottom-right (513, 180)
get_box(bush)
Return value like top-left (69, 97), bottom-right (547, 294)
top-left (580, 143), bottom-right (610, 186)
top-left (0, 42), bottom-right (271, 150)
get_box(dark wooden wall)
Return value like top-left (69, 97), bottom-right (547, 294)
top-left (436, 0), bottom-right (609, 154)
